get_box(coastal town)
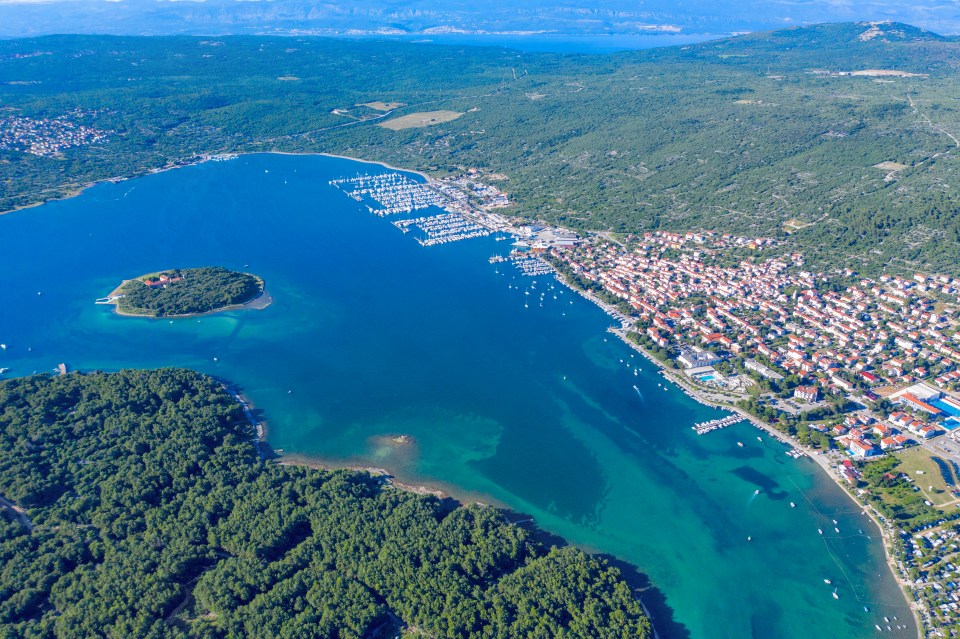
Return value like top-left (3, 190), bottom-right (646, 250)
top-left (550, 229), bottom-right (960, 458)
top-left (545, 229), bottom-right (960, 635)
top-left (307, 166), bottom-right (960, 635)
top-left (0, 108), bottom-right (111, 157)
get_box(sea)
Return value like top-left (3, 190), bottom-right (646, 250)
top-left (0, 153), bottom-right (916, 639)
top-left (348, 32), bottom-right (725, 54)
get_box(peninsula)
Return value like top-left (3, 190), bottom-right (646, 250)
top-left (0, 369), bottom-right (651, 638)
top-left (101, 266), bottom-right (269, 317)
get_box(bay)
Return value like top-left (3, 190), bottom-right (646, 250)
top-left (350, 33), bottom-right (725, 54)
top-left (0, 153), bottom-right (915, 638)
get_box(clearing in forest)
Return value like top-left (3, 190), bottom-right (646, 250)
top-left (874, 161), bottom-right (908, 171)
top-left (361, 101), bottom-right (407, 111)
top-left (783, 218), bottom-right (814, 232)
top-left (379, 110), bottom-right (464, 130)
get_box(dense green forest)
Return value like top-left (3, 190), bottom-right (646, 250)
top-left (2, 21), bottom-right (960, 274)
top-left (0, 369), bottom-right (651, 638)
top-left (116, 267), bottom-right (262, 317)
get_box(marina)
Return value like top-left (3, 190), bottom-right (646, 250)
top-left (329, 172), bottom-right (445, 216)
top-left (691, 414), bottom-right (745, 435)
top-left (393, 212), bottom-right (491, 246)
top-left (511, 253), bottom-right (555, 276)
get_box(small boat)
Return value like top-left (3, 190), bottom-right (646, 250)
top-left (754, 489), bottom-right (760, 496)
top-left (0, 343), bottom-right (6, 350)
top-left (864, 606), bottom-right (870, 612)
top-left (747, 536), bottom-right (751, 542)
top-left (790, 502), bottom-right (796, 508)
top-left (875, 625), bottom-right (882, 631)
top-left (884, 617), bottom-right (890, 623)
top-left (818, 528), bottom-right (823, 535)
top-left (835, 527), bottom-right (840, 533)
top-left (757, 436), bottom-right (762, 442)
top-left (737, 442), bottom-right (744, 447)
top-left (824, 579), bottom-right (832, 584)
top-left (832, 589), bottom-right (839, 600)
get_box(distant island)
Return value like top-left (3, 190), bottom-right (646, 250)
top-left (102, 266), bottom-right (269, 317)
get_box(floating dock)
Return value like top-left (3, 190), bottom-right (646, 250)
top-left (511, 254), bottom-right (555, 276)
top-left (393, 212), bottom-right (490, 246)
top-left (330, 172), bottom-right (445, 216)
top-left (692, 414), bottom-right (744, 434)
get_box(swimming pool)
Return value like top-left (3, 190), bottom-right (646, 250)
top-left (930, 399), bottom-right (960, 418)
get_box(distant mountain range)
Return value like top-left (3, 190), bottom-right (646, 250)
top-left (1, 0), bottom-right (958, 39)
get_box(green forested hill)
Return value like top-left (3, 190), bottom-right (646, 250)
top-left (3, 22), bottom-right (960, 274)
top-left (0, 369), bottom-right (650, 639)
top-left (116, 267), bottom-right (262, 317)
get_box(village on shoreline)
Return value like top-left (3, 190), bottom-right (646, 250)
top-left (548, 234), bottom-right (960, 638)
top-left (319, 156), bottom-right (960, 637)
top-left (10, 150), bottom-right (957, 637)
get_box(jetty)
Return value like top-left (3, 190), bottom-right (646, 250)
top-left (393, 212), bottom-right (491, 246)
top-left (329, 172), bottom-right (445, 216)
top-left (511, 254), bottom-right (555, 276)
top-left (692, 414), bottom-right (744, 435)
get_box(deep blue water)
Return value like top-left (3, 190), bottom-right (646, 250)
top-left (0, 153), bottom-right (915, 639)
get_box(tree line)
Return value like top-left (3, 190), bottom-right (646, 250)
top-left (0, 369), bottom-right (651, 638)
top-left (117, 267), bottom-right (261, 317)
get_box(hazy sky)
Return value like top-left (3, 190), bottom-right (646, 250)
top-left (0, 0), bottom-right (958, 38)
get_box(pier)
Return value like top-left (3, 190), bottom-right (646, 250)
top-left (329, 172), bottom-right (445, 216)
top-left (692, 414), bottom-right (744, 434)
top-left (511, 254), bottom-right (555, 276)
top-left (393, 212), bottom-right (491, 246)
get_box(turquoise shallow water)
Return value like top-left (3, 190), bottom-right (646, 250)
top-left (0, 154), bottom-right (915, 639)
